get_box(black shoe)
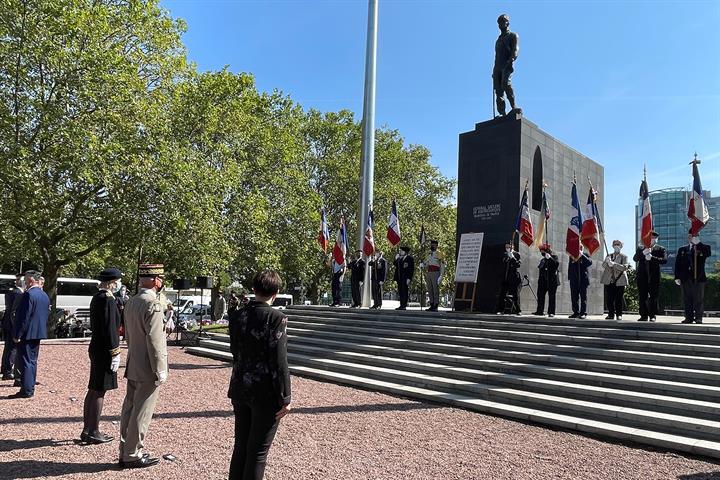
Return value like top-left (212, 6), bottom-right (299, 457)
top-left (85, 432), bottom-right (114, 444)
top-left (7, 391), bottom-right (32, 399)
top-left (119, 455), bottom-right (160, 469)
top-left (1, 373), bottom-right (14, 380)
top-left (532, 311), bottom-right (543, 316)
top-left (605, 315), bottom-right (614, 320)
top-left (681, 319), bottom-right (693, 324)
top-left (395, 306), bottom-right (406, 311)
top-left (637, 317), bottom-right (648, 322)
top-left (548, 314), bottom-right (555, 318)
top-left (695, 320), bottom-right (703, 324)
top-left (568, 313), bottom-right (579, 319)
top-left (649, 317), bottom-right (656, 322)
top-left (13, 380), bottom-right (21, 387)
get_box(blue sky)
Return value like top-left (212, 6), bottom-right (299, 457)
top-left (164, 0), bottom-right (719, 248)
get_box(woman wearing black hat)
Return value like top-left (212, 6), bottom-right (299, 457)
top-left (80, 267), bottom-right (123, 444)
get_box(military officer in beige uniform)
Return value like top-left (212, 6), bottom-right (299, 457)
top-left (423, 240), bottom-right (445, 312)
top-left (118, 264), bottom-right (168, 469)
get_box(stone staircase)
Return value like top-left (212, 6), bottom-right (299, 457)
top-left (186, 305), bottom-right (720, 458)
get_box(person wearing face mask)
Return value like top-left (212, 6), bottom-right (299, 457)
top-left (424, 240), bottom-right (445, 312)
top-left (349, 250), bottom-right (366, 308)
top-left (601, 240), bottom-right (629, 320)
top-left (495, 242), bottom-right (522, 315)
top-left (393, 247), bottom-right (415, 310)
top-left (2, 273), bottom-right (24, 381)
top-left (633, 231), bottom-right (667, 322)
top-left (118, 264), bottom-right (168, 469)
top-left (81, 268), bottom-right (124, 444)
top-left (533, 244), bottom-right (560, 317)
top-left (369, 251), bottom-right (388, 309)
top-left (675, 230), bottom-right (712, 324)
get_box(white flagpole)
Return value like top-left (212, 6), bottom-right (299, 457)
top-left (358, 0), bottom-right (378, 308)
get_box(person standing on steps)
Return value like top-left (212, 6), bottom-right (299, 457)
top-left (533, 244), bottom-right (559, 318)
top-left (393, 247), bottom-right (415, 310)
top-left (675, 230), bottom-right (712, 324)
top-left (568, 248), bottom-right (592, 319)
top-left (369, 251), bottom-right (388, 309)
top-left (633, 231), bottom-right (667, 322)
top-left (601, 240), bottom-right (630, 320)
top-left (349, 250), bottom-right (365, 308)
top-left (495, 242), bottom-right (521, 315)
top-left (423, 240), bottom-right (445, 312)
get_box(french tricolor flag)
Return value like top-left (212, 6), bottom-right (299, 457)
top-left (332, 218), bottom-right (348, 265)
top-left (688, 160), bottom-right (709, 236)
top-left (565, 181), bottom-right (583, 260)
top-left (515, 186), bottom-right (534, 247)
top-left (581, 187), bottom-right (600, 256)
top-left (639, 178), bottom-right (653, 248)
top-left (317, 208), bottom-right (330, 253)
top-left (387, 199), bottom-right (401, 247)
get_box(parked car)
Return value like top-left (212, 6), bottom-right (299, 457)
top-left (178, 304), bottom-right (212, 326)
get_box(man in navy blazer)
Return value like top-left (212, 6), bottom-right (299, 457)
top-left (675, 230), bottom-right (712, 324)
top-left (2, 274), bottom-right (24, 380)
top-left (10, 271), bottom-right (50, 398)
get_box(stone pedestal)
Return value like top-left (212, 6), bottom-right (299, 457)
top-left (455, 113), bottom-right (605, 314)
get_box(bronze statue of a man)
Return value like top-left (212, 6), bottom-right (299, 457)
top-left (493, 14), bottom-right (519, 116)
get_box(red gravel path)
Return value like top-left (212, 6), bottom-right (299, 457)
top-left (1, 343), bottom-right (719, 480)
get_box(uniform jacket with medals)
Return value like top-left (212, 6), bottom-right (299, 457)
top-left (675, 243), bottom-right (712, 283)
top-left (123, 288), bottom-right (168, 382)
top-left (600, 252), bottom-right (629, 287)
top-left (633, 245), bottom-right (667, 284)
top-left (350, 258), bottom-right (366, 282)
top-left (393, 254), bottom-right (415, 283)
top-left (369, 257), bottom-right (388, 283)
top-left (89, 289), bottom-right (121, 363)
top-left (538, 254), bottom-right (560, 288)
top-left (502, 251), bottom-right (522, 286)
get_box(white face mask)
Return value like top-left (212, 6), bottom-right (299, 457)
top-left (691, 237), bottom-right (700, 245)
top-left (112, 280), bottom-right (122, 293)
top-left (613, 246), bottom-right (621, 253)
top-left (651, 238), bottom-right (658, 246)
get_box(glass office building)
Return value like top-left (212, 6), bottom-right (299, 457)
top-left (635, 188), bottom-right (719, 274)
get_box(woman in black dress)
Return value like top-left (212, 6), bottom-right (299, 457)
top-left (228, 270), bottom-right (291, 480)
top-left (80, 268), bottom-right (123, 444)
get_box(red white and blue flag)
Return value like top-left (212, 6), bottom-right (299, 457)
top-left (515, 186), bottom-right (534, 247)
top-left (387, 199), bottom-right (401, 246)
top-left (639, 178), bottom-right (653, 248)
top-left (317, 208), bottom-right (330, 253)
top-left (566, 181), bottom-right (583, 260)
top-left (581, 187), bottom-right (601, 255)
top-left (332, 218), bottom-right (348, 265)
top-left (363, 209), bottom-right (376, 256)
top-left (688, 161), bottom-right (710, 235)
top-left (534, 189), bottom-right (551, 248)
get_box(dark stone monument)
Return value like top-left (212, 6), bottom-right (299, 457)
top-left (455, 112), bottom-right (605, 314)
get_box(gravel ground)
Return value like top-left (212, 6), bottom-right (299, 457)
top-left (1, 343), bottom-right (719, 480)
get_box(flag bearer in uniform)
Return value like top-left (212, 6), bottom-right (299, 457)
top-left (675, 230), bottom-right (712, 324)
top-left (424, 240), bottom-right (445, 312)
top-left (633, 231), bottom-right (667, 322)
top-left (81, 268), bottom-right (123, 444)
top-left (118, 264), bottom-right (167, 469)
top-left (533, 244), bottom-right (560, 317)
top-left (495, 242), bottom-right (521, 315)
top-left (393, 247), bottom-right (415, 310)
top-left (370, 251), bottom-right (387, 309)
top-left (568, 249), bottom-right (592, 319)
top-left (349, 250), bottom-right (365, 308)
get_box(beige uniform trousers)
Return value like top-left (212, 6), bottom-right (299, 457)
top-left (426, 270), bottom-right (441, 305)
top-left (119, 379), bottom-right (160, 462)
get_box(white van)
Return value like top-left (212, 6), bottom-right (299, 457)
top-left (245, 293), bottom-right (294, 309)
top-left (0, 274), bottom-right (100, 313)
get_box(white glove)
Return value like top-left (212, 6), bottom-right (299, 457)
top-left (406, 279), bottom-right (411, 286)
top-left (507, 251), bottom-right (513, 258)
top-left (607, 260), bottom-right (615, 267)
top-left (379, 281), bottom-right (384, 285)
top-left (675, 279), bottom-right (681, 286)
top-left (642, 248), bottom-right (651, 255)
top-left (155, 370), bottom-right (167, 386)
top-left (644, 254), bottom-right (652, 261)
top-left (110, 355), bottom-right (121, 373)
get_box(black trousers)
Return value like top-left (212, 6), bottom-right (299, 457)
top-left (229, 399), bottom-right (281, 480)
top-left (536, 283), bottom-right (557, 315)
top-left (398, 279), bottom-right (409, 307)
top-left (350, 278), bottom-right (362, 306)
top-left (331, 272), bottom-right (343, 305)
top-left (637, 280), bottom-right (659, 319)
top-left (371, 280), bottom-right (383, 307)
top-left (495, 282), bottom-right (520, 314)
top-left (18, 340), bottom-right (40, 396)
top-left (682, 280), bottom-right (706, 322)
top-left (605, 284), bottom-right (625, 317)
top-left (1, 329), bottom-right (17, 376)
top-left (569, 283), bottom-right (587, 315)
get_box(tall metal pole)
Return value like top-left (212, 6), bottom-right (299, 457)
top-left (358, 0), bottom-right (378, 308)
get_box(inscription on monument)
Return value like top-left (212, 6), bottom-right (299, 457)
top-left (473, 204), bottom-right (502, 221)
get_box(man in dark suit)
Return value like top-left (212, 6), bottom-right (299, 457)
top-left (10, 270), bottom-right (50, 398)
top-left (568, 249), bottom-right (592, 319)
top-left (633, 231), bottom-right (667, 322)
top-left (349, 250), bottom-right (365, 308)
top-left (675, 230), bottom-right (712, 324)
top-left (2, 274), bottom-right (24, 380)
top-left (534, 244), bottom-right (560, 317)
top-left (393, 247), bottom-right (415, 310)
top-left (370, 251), bottom-right (387, 309)
top-left (495, 242), bottom-right (522, 315)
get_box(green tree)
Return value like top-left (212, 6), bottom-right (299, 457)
top-left (0, 0), bottom-right (186, 303)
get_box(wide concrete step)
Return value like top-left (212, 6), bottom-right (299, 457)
top-left (288, 315), bottom-right (720, 355)
top-left (289, 310), bottom-right (720, 346)
top-left (288, 305), bottom-right (720, 335)
top-left (289, 342), bottom-right (720, 420)
top-left (289, 353), bottom-right (720, 442)
top-left (288, 323), bottom-right (720, 372)
top-left (287, 364), bottom-right (720, 459)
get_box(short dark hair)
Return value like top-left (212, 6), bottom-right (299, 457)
top-left (24, 270), bottom-right (42, 280)
top-left (252, 270), bottom-right (283, 297)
